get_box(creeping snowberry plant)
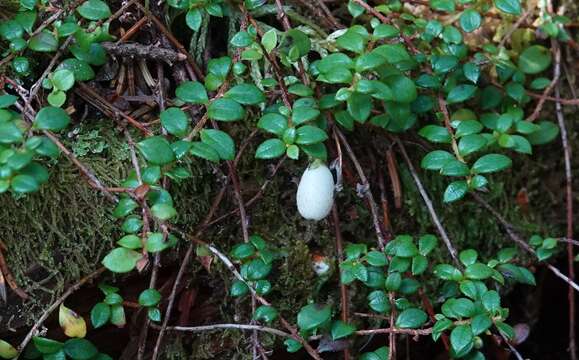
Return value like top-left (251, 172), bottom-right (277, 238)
top-left (0, 0), bottom-right (573, 358)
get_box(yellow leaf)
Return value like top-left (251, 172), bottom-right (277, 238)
top-left (0, 339), bottom-right (17, 359)
top-left (58, 304), bottom-right (87, 338)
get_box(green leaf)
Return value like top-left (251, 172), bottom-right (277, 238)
top-left (384, 75), bottom-right (417, 103)
top-left (0, 340), bottom-right (17, 359)
top-left (11, 174), bottom-right (39, 193)
top-left (225, 84), bottom-right (265, 105)
top-left (496, 321), bottom-right (515, 340)
top-left (102, 247), bottom-right (142, 273)
top-left (297, 304), bottom-right (331, 331)
top-left (412, 255), bottom-right (428, 275)
top-left (146, 232), bottom-right (172, 253)
top-left (331, 320), bottom-right (356, 340)
top-left (447, 85), bottom-right (477, 104)
top-left (230, 243), bottom-right (256, 260)
top-left (148, 307), bottom-right (161, 322)
top-left (28, 31), bottom-right (58, 52)
top-left (463, 62), bottom-right (480, 84)
top-left (90, 303), bottom-right (110, 328)
top-left (482, 290), bottom-right (500, 312)
top-left (393, 235), bottom-right (419, 257)
top-left (419, 125), bottom-right (451, 143)
top-left (465, 263), bottom-right (494, 280)
top-left (471, 154), bottom-right (512, 174)
top-left (230, 280), bottom-right (249, 297)
top-left (366, 251), bottom-right (387, 266)
top-left (432, 55), bottom-right (458, 74)
top-left (241, 259), bottom-right (272, 280)
top-left (450, 325), bottom-right (474, 356)
top-left (200, 129), bottom-right (235, 160)
top-left (444, 181), bottom-right (468, 203)
top-left (261, 29), bottom-right (277, 53)
top-left (257, 113), bottom-right (287, 136)
top-left (48, 90), bottom-right (66, 107)
top-left (175, 81), bottom-right (208, 104)
top-left (347, 92), bottom-right (372, 123)
top-left (471, 314), bottom-right (492, 335)
top-left (63, 339), bottom-right (98, 360)
top-left (0, 21), bottom-right (23, 41)
top-left (441, 159), bottom-right (469, 176)
top-left (418, 234), bottom-right (438, 256)
top-left (396, 308), bottom-right (428, 329)
top-left (494, 0), bottom-right (521, 15)
top-left (207, 98), bottom-right (245, 121)
top-left (139, 289), bottom-right (161, 307)
top-left (51, 69), bottom-right (75, 91)
top-left (32, 337), bottom-right (63, 354)
top-left (57, 58), bottom-right (95, 81)
top-left (112, 198), bottom-right (138, 218)
top-left (117, 234), bottom-right (142, 249)
top-left (284, 339), bottom-right (303, 353)
top-left (137, 136), bottom-right (175, 165)
top-left (430, 0), bottom-right (455, 12)
top-left (185, 8), bottom-right (202, 32)
top-left (295, 125), bottom-right (328, 145)
top-left (160, 108), bottom-right (189, 137)
top-left (255, 280), bottom-right (272, 295)
top-left (460, 9), bottom-right (482, 33)
top-left (255, 139), bottom-right (285, 159)
top-left (336, 29), bottom-right (366, 54)
top-left (526, 121), bottom-right (559, 145)
top-left (368, 290), bottom-right (390, 313)
top-left (109, 304), bottom-right (126, 327)
top-left (529, 77), bottom-right (551, 90)
top-left (292, 106), bottom-right (320, 125)
top-left (434, 264), bottom-right (462, 281)
top-left (518, 45), bottom-right (551, 74)
top-left (455, 120), bottom-right (482, 138)
top-left (151, 203), bottom-right (177, 221)
top-left (421, 150), bottom-right (453, 170)
top-left (385, 272), bottom-right (402, 291)
top-left (317, 53), bottom-right (353, 73)
top-left (373, 24), bottom-right (400, 39)
top-left (34, 106), bottom-right (70, 131)
top-left (458, 134), bottom-right (487, 156)
top-left (254, 306), bottom-right (278, 323)
top-left (190, 142), bottom-right (219, 162)
top-left (77, 0), bottom-right (111, 20)
top-left (459, 250), bottom-right (478, 266)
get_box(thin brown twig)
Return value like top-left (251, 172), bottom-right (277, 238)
top-left (152, 130), bottom-right (259, 359)
top-left (272, 0), bottom-right (309, 85)
top-left (394, 137), bottom-right (460, 266)
top-left (331, 205), bottom-right (351, 360)
top-left (335, 128), bottom-right (386, 249)
top-left (16, 268), bottom-right (106, 357)
top-left (471, 192), bottom-right (579, 293)
top-left (0, 245), bottom-right (29, 301)
top-left (553, 41), bottom-right (576, 360)
top-left (526, 45), bottom-right (562, 122)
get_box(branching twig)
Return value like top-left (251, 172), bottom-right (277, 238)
top-left (16, 268), bottom-right (106, 358)
top-left (471, 192), bottom-right (579, 293)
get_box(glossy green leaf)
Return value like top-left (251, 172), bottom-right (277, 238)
top-left (207, 98), bottom-right (245, 121)
top-left (255, 139), bottom-right (285, 159)
top-left (137, 136), bottom-right (175, 165)
top-left (200, 129), bottom-right (235, 160)
top-left (77, 0), bottom-right (111, 20)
